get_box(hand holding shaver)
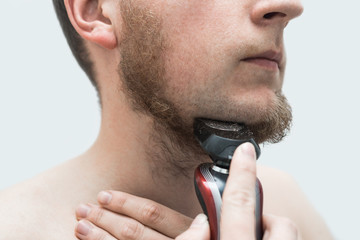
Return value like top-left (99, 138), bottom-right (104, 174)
top-left (193, 118), bottom-right (263, 240)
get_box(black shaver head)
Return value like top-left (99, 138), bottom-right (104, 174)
top-left (194, 118), bottom-right (261, 168)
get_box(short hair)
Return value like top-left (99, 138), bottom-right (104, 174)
top-left (52, 0), bottom-right (98, 91)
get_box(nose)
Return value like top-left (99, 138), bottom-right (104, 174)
top-left (250, 0), bottom-right (304, 26)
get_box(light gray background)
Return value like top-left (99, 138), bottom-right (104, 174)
top-left (0, 1), bottom-right (359, 239)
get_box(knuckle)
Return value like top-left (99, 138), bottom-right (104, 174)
top-left (113, 192), bottom-right (128, 209)
top-left (239, 163), bottom-right (256, 176)
top-left (93, 231), bottom-right (107, 240)
top-left (119, 220), bottom-right (144, 240)
top-left (224, 189), bottom-right (255, 210)
top-left (90, 207), bottom-right (105, 224)
top-left (141, 203), bottom-right (163, 224)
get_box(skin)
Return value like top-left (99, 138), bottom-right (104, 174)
top-left (73, 144), bottom-right (303, 240)
top-left (0, 0), bottom-right (334, 239)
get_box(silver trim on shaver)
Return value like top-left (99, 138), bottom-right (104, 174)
top-left (211, 165), bottom-right (229, 174)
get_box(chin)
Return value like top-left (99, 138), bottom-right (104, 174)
top-left (191, 87), bottom-right (291, 144)
top-left (224, 87), bottom-right (281, 124)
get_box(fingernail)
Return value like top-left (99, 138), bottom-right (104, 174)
top-left (76, 204), bottom-right (91, 218)
top-left (191, 214), bottom-right (208, 228)
top-left (76, 220), bottom-right (93, 236)
top-left (240, 142), bottom-right (255, 158)
top-left (98, 191), bottom-right (112, 205)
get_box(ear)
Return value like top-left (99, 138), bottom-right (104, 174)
top-left (64, 0), bottom-right (117, 49)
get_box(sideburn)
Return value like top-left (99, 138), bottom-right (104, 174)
top-left (118, 1), bottom-right (206, 177)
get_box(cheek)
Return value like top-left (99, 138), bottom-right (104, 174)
top-left (161, 27), bottom-right (235, 103)
top-left (160, 1), bottom-right (254, 95)
top-left (162, 46), bottom-right (231, 114)
top-left (158, 0), bottom-right (284, 116)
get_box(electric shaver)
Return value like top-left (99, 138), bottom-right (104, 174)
top-left (193, 118), bottom-right (263, 240)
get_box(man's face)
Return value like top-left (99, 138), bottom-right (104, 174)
top-left (117, 0), bottom-right (303, 144)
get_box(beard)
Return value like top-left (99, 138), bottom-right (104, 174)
top-left (117, 1), bottom-right (292, 175)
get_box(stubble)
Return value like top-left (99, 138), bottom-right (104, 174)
top-left (117, 0), bottom-right (292, 177)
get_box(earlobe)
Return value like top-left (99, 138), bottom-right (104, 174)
top-left (64, 0), bottom-right (117, 49)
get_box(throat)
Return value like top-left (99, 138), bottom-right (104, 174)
top-left (136, 122), bottom-right (208, 217)
top-left (139, 172), bottom-right (203, 218)
top-left (92, 112), bottom-right (208, 217)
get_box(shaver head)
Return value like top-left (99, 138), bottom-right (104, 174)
top-left (194, 118), bottom-right (261, 168)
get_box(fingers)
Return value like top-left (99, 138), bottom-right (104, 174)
top-left (75, 220), bottom-right (116, 240)
top-left (75, 203), bottom-right (172, 240)
top-left (96, 191), bottom-right (193, 238)
top-left (221, 142), bottom-right (257, 239)
top-left (175, 214), bottom-right (210, 240)
top-left (262, 214), bottom-right (300, 240)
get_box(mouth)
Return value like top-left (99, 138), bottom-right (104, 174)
top-left (242, 50), bottom-right (283, 71)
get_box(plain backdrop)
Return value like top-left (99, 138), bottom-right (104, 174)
top-left (0, 1), bottom-right (359, 239)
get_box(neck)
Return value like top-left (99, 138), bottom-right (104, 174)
top-left (81, 93), bottom-right (206, 217)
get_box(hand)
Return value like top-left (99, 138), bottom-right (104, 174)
top-left (74, 191), bottom-right (193, 239)
top-left (74, 143), bottom-right (300, 240)
top-left (176, 142), bottom-right (301, 240)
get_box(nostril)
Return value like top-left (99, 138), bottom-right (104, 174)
top-left (263, 12), bottom-right (286, 19)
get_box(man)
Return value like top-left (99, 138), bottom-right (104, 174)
top-left (0, 0), bottom-right (333, 239)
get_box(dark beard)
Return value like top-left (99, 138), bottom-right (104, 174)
top-left (117, 1), bottom-right (292, 176)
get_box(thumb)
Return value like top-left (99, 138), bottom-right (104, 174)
top-left (175, 214), bottom-right (210, 240)
top-left (221, 142), bottom-right (257, 239)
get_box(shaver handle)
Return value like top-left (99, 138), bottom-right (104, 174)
top-left (195, 163), bottom-right (263, 240)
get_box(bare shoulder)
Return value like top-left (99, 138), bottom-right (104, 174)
top-left (257, 165), bottom-right (334, 240)
top-left (0, 169), bottom-right (80, 240)
top-left (0, 186), bottom-right (42, 239)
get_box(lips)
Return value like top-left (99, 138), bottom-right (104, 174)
top-left (242, 50), bottom-right (283, 71)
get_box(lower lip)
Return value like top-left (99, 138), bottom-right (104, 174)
top-left (243, 58), bottom-right (279, 71)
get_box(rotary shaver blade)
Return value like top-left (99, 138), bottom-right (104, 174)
top-left (194, 118), bottom-right (260, 167)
